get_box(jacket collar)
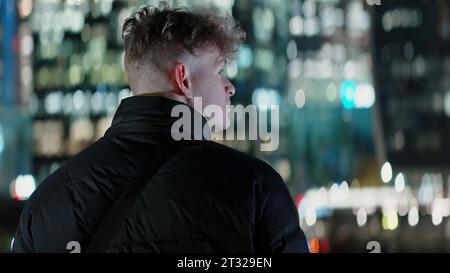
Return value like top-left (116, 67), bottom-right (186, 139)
top-left (105, 96), bottom-right (211, 141)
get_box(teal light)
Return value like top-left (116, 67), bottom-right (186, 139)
top-left (340, 80), bottom-right (357, 109)
top-left (238, 44), bottom-right (253, 68)
top-left (252, 87), bottom-right (280, 111)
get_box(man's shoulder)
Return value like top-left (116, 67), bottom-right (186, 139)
top-left (194, 142), bottom-right (293, 211)
top-left (23, 137), bottom-right (122, 209)
top-left (191, 141), bottom-right (282, 179)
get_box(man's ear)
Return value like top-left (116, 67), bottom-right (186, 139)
top-left (173, 63), bottom-right (192, 100)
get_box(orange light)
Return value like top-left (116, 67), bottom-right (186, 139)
top-left (310, 239), bottom-right (320, 253)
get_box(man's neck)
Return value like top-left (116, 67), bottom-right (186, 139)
top-left (136, 91), bottom-right (190, 106)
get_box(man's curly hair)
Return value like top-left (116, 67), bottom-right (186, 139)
top-left (122, 2), bottom-right (246, 69)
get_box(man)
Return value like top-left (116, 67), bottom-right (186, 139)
top-left (12, 3), bottom-right (309, 253)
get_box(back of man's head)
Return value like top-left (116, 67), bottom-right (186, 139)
top-left (122, 2), bottom-right (245, 95)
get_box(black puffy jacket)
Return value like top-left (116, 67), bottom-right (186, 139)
top-left (12, 96), bottom-right (309, 253)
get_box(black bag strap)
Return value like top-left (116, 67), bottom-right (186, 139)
top-left (85, 148), bottom-right (181, 253)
